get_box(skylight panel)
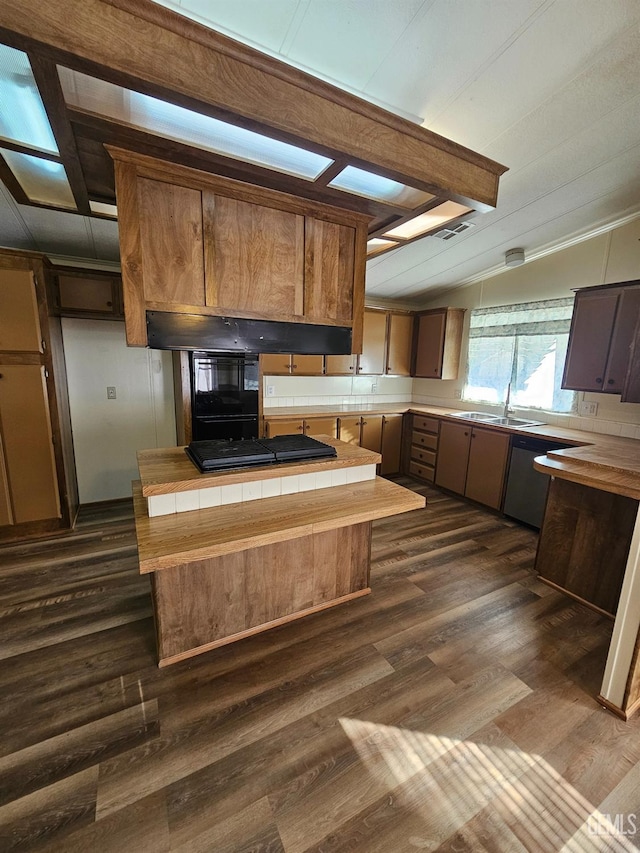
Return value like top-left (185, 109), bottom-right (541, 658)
top-left (1, 149), bottom-right (76, 208)
top-left (366, 238), bottom-right (399, 257)
top-left (89, 200), bottom-right (118, 218)
top-left (329, 166), bottom-right (434, 208)
top-left (57, 67), bottom-right (333, 181)
top-left (0, 44), bottom-right (58, 155)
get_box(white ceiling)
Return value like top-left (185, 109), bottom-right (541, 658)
top-left (2, 0), bottom-right (640, 298)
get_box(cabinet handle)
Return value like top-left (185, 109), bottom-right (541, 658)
top-left (106, 301), bottom-right (112, 307)
top-left (349, 365), bottom-right (354, 371)
top-left (291, 364), bottom-right (297, 370)
top-left (607, 379), bottom-right (615, 385)
top-left (358, 366), bottom-right (363, 372)
top-left (0, 373), bottom-right (3, 379)
top-left (464, 431), bottom-right (469, 436)
top-left (362, 420), bottom-right (367, 426)
top-left (297, 425), bottom-right (303, 431)
top-left (596, 377), bottom-right (603, 384)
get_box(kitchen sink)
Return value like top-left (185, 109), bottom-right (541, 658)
top-left (488, 416), bottom-right (545, 428)
top-left (448, 411), bottom-right (545, 428)
top-left (448, 411), bottom-right (497, 421)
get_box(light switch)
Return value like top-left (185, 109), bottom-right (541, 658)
top-left (107, 386), bottom-right (117, 399)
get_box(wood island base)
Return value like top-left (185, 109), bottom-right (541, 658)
top-left (151, 522), bottom-right (372, 666)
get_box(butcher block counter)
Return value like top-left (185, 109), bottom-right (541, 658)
top-left (133, 437), bottom-right (424, 666)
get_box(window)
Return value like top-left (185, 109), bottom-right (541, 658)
top-left (464, 298), bottom-right (575, 413)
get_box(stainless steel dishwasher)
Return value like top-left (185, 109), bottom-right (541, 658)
top-left (503, 435), bottom-right (572, 529)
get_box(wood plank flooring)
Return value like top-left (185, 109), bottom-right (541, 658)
top-left (1, 481), bottom-right (639, 851)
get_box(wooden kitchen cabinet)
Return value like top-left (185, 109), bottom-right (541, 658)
top-left (52, 266), bottom-right (123, 319)
top-left (264, 418), bottom-right (304, 438)
top-left (435, 420), bottom-right (509, 509)
top-left (413, 308), bottom-right (465, 379)
top-left (325, 309), bottom-right (413, 376)
top-left (0, 250), bottom-right (77, 542)
top-left (464, 427), bottom-right (510, 509)
top-left (562, 281), bottom-right (640, 400)
top-left (111, 149), bottom-right (368, 349)
top-left (261, 354), bottom-right (324, 375)
top-left (386, 313), bottom-right (413, 376)
top-left (380, 414), bottom-right (403, 475)
top-left (408, 415), bottom-right (440, 482)
top-left (263, 417), bottom-right (338, 439)
top-left (338, 417), bottom-right (363, 445)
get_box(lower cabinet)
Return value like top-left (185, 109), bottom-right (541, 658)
top-left (264, 412), bottom-right (403, 474)
top-left (264, 417), bottom-right (338, 439)
top-left (435, 420), bottom-right (510, 510)
top-left (408, 415), bottom-right (440, 482)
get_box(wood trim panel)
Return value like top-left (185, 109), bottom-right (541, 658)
top-left (0, 1), bottom-right (506, 208)
top-left (351, 222), bottom-right (367, 354)
top-left (113, 159), bottom-right (146, 345)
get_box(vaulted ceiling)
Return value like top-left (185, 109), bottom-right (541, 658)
top-left (1, 0), bottom-right (639, 305)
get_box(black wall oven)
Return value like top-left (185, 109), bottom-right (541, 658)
top-left (190, 352), bottom-right (259, 441)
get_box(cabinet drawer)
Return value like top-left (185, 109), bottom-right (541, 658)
top-left (413, 416), bottom-right (439, 434)
top-left (410, 461), bottom-right (435, 482)
top-left (412, 430), bottom-right (438, 450)
top-left (411, 446), bottom-right (436, 466)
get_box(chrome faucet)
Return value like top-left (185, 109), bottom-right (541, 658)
top-left (503, 382), bottom-right (513, 418)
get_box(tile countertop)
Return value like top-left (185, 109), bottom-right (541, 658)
top-left (264, 403), bottom-right (640, 498)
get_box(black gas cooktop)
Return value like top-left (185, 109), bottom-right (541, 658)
top-left (185, 434), bottom-right (337, 473)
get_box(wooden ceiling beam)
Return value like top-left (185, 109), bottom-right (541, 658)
top-left (0, 0), bottom-right (507, 211)
top-left (28, 53), bottom-right (91, 214)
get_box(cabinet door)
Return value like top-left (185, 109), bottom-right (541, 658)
top-left (414, 310), bottom-right (446, 378)
top-left (304, 217), bottom-right (354, 325)
top-left (0, 436), bottom-right (12, 526)
top-left (435, 420), bottom-right (471, 494)
top-left (56, 271), bottom-right (121, 317)
top-left (206, 193), bottom-right (305, 319)
top-left (360, 414), bottom-right (383, 453)
top-left (357, 310), bottom-right (387, 375)
top-left (304, 418), bottom-right (337, 439)
top-left (605, 287), bottom-right (640, 393)
top-left (0, 364), bottom-right (60, 523)
top-left (380, 414), bottom-right (403, 475)
top-left (464, 428), bottom-right (510, 510)
top-left (291, 355), bottom-right (324, 375)
top-left (264, 418), bottom-right (304, 438)
top-left (386, 314), bottom-right (413, 375)
top-left (138, 177), bottom-right (206, 306)
top-left (0, 268), bottom-right (42, 352)
top-left (261, 354), bottom-right (292, 374)
top-left (562, 289), bottom-right (619, 390)
top-left (338, 417), bottom-right (362, 445)
top-left (325, 354), bottom-right (357, 375)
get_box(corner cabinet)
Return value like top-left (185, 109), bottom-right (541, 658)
top-left (109, 147), bottom-right (368, 351)
top-left (0, 250), bottom-right (78, 542)
top-left (562, 281), bottom-right (640, 401)
top-left (413, 308), bottom-right (465, 379)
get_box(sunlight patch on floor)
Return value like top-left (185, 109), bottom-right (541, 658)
top-left (340, 717), bottom-right (637, 851)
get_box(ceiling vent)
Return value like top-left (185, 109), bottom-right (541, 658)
top-left (433, 221), bottom-right (475, 240)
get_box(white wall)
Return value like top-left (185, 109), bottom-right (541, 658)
top-left (62, 319), bottom-right (176, 503)
top-left (413, 217), bottom-right (640, 436)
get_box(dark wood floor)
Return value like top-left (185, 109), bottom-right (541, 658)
top-left (1, 479), bottom-right (639, 852)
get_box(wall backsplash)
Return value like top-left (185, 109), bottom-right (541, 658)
top-left (262, 375), bottom-right (413, 408)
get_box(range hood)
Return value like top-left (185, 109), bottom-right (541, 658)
top-left (146, 311), bottom-right (353, 355)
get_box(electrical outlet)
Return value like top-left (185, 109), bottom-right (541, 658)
top-left (106, 386), bottom-right (116, 400)
top-left (579, 401), bottom-right (598, 416)
top-left (266, 385), bottom-right (275, 397)
top-left (453, 388), bottom-right (462, 399)
top-left (371, 383), bottom-right (377, 393)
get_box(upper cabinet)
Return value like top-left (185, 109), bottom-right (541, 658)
top-left (51, 267), bottom-right (123, 319)
top-left (110, 149), bottom-right (368, 351)
top-left (413, 308), bottom-right (465, 379)
top-left (562, 281), bottom-right (640, 401)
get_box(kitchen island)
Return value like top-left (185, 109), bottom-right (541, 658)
top-left (133, 437), bottom-right (425, 666)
